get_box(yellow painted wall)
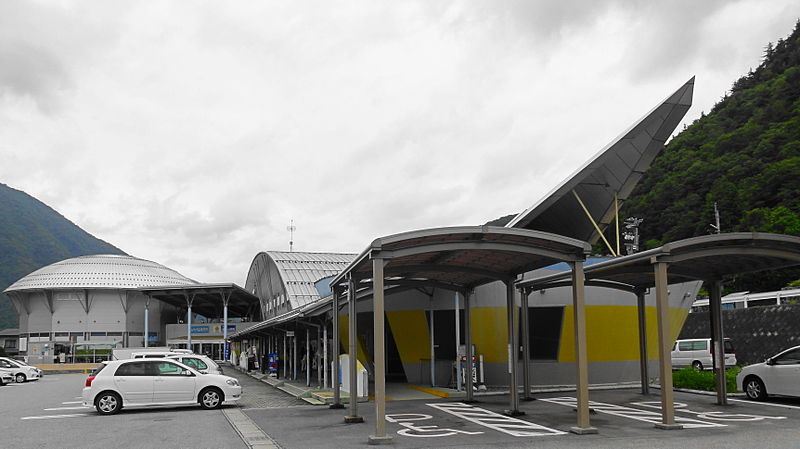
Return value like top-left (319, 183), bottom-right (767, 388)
top-left (385, 310), bottom-right (431, 364)
top-left (451, 305), bottom-right (691, 364)
top-left (558, 305), bottom-right (690, 362)
top-left (470, 307), bottom-right (509, 363)
top-left (338, 315), bottom-right (371, 365)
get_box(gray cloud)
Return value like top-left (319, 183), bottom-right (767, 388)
top-left (0, 41), bottom-right (72, 113)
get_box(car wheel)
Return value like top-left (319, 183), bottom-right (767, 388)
top-left (745, 377), bottom-right (768, 401)
top-left (691, 361), bottom-right (703, 371)
top-left (199, 387), bottom-right (223, 410)
top-left (95, 392), bottom-right (122, 415)
top-left (15, 373), bottom-right (26, 383)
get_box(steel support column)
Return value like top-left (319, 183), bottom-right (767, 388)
top-left (369, 258), bottom-right (392, 444)
top-left (293, 328), bottom-right (298, 380)
top-left (654, 262), bottom-right (682, 430)
top-left (708, 279), bottom-right (727, 405)
top-left (429, 296), bottom-right (435, 387)
top-left (323, 321), bottom-right (329, 389)
top-left (222, 291), bottom-right (231, 362)
top-left (345, 277), bottom-right (363, 423)
top-left (283, 331), bottom-right (288, 379)
top-left (464, 289), bottom-right (474, 402)
top-left (521, 288), bottom-right (533, 401)
top-left (504, 280), bottom-right (523, 416)
top-left (455, 291), bottom-right (461, 392)
top-left (144, 296), bottom-right (150, 348)
top-left (636, 289), bottom-right (649, 395)
top-left (317, 324), bottom-right (322, 387)
top-left (570, 261), bottom-right (596, 434)
top-left (331, 287), bottom-right (343, 409)
top-left (306, 327), bottom-right (311, 386)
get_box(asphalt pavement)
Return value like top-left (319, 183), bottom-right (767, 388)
top-left (5, 371), bottom-right (800, 449)
top-left (244, 388), bottom-right (800, 448)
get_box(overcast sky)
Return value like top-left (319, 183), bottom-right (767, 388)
top-left (1, 1), bottom-right (798, 285)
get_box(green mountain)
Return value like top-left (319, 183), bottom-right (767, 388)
top-left (0, 183), bottom-right (126, 330)
top-left (619, 20), bottom-right (800, 291)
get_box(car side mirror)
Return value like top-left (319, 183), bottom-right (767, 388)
top-left (766, 358), bottom-right (774, 366)
top-left (182, 370), bottom-right (194, 377)
top-left (200, 370), bottom-right (208, 374)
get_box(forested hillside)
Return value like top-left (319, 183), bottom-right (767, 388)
top-left (0, 183), bottom-right (126, 329)
top-left (620, 21), bottom-right (800, 291)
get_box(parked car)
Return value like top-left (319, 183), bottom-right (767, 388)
top-left (166, 354), bottom-right (223, 375)
top-left (82, 359), bottom-right (242, 415)
top-left (737, 345), bottom-right (800, 401)
top-left (671, 338), bottom-right (737, 370)
top-left (0, 357), bottom-right (42, 383)
top-left (132, 351), bottom-right (182, 359)
top-left (0, 364), bottom-right (14, 385)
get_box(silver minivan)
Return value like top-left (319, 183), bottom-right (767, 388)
top-left (671, 338), bottom-right (736, 370)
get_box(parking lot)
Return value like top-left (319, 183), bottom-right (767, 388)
top-left (244, 387), bottom-right (800, 448)
top-left (4, 372), bottom-right (800, 449)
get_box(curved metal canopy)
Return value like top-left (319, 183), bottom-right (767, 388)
top-left (520, 232), bottom-right (800, 291)
top-left (330, 226), bottom-right (591, 291)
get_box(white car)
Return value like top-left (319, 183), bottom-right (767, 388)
top-left (166, 354), bottom-right (224, 375)
top-left (0, 357), bottom-right (42, 383)
top-left (82, 359), bottom-right (242, 415)
top-left (671, 338), bottom-right (737, 370)
top-left (0, 365), bottom-right (13, 386)
top-left (737, 345), bottom-right (800, 401)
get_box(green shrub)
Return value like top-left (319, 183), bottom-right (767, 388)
top-left (673, 366), bottom-right (741, 392)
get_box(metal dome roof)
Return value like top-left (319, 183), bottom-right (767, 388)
top-left (3, 254), bottom-right (198, 292)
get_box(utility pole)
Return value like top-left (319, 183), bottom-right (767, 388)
top-left (710, 202), bottom-right (721, 234)
top-left (287, 220), bottom-right (296, 252)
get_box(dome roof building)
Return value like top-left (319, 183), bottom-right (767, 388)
top-left (4, 254), bottom-right (198, 363)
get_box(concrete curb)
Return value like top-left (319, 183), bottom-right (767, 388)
top-left (223, 408), bottom-right (281, 449)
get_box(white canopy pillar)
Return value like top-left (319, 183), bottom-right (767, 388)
top-left (369, 257), bottom-right (392, 445)
top-left (569, 261), bottom-right (597, 434)
top-left (330, 286), bottom-right (343, 409)
top-left (654, 261), bottom-right (681, 430)
top-left (464, 289), bottom-right (474, 402)
top-left (707, 279), bottom-right (728, 405)
top-left (521, 288), bottom-right (533, 401)
top-left (504, 280), bottom-right (523, 416)
top-left (344, 276), bottom-right (363, 424)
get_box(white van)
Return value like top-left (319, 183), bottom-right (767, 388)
top-left (671, 338), bottom-right (736, 370)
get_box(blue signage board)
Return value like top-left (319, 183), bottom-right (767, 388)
top-left (191, 325), bottom-right (209, 334)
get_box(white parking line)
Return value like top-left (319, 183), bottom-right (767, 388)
top-left (728, 399), bottom-right (800, 410)
top-left (44, 406), bottom-right (91, 411)
top-left (21, 414), bottom-right (90, 420)
top-left (539, 397), bottom-right (725, 428)
top-left (427, 402), bottom-right (566, 437)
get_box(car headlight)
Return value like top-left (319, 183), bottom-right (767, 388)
top-left (226, 379), bottom-right (240, 387)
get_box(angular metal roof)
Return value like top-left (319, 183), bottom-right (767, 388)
top-left (246, 251), bottom-right (357, 310)
top-left (507, 77), bottom-right (695, 246)
top-left (4, 254), bottom-right (198, 292)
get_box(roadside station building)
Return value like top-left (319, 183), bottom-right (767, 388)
top-left (3, 255), bottom-right (261, 363)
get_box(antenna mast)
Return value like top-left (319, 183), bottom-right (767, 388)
top-left (710, 202), bottom-right (721, 234)
top-left (287, 220), bottom-right (296, 252)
